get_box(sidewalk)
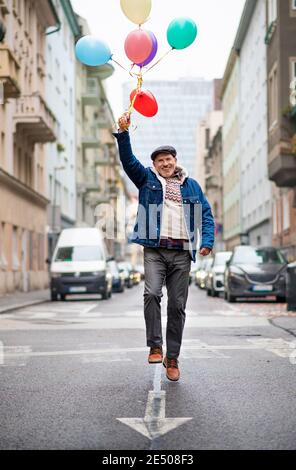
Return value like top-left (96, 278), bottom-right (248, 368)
top-left (0, 289), bottom-right (50, 314)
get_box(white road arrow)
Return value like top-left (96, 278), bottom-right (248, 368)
top-left (117, 364), bottom-right (192, 440)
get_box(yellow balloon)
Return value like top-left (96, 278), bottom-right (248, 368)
top-left (120, 0), bottom-right (152, 25)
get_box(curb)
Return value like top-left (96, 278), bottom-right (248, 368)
top-left (0, 299), bottom-right (49, 315)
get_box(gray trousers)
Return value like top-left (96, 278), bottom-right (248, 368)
top-left (143, 247), bottom-right (191, 359)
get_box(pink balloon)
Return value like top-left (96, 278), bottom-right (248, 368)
top-left (124, 29), bottom-right (153, 64)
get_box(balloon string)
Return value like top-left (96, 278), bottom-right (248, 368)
top-left (128, 74), bottom-right (143, 115)
top-left (111, 57), bottom-right (131, 74)
top-left (143, 48), bottom-right (174, 75)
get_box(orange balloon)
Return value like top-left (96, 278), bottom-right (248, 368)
top-left (124, 29), bottom-right (153, 64)
top-left (130, 89), bottom-right (158, 117)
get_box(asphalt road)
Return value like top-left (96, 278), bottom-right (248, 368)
top-left (1, 283), bottom-right (296, 450)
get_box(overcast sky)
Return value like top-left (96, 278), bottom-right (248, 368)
top-left (71, 0), bottom-right (246, 118)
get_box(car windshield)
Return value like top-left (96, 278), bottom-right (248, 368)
top-left (233, 247), bottom-right (286, 265)
top-left (214, 252), bottom-right (232, 266)
top-left (54, 246), bottom-right (104, 262)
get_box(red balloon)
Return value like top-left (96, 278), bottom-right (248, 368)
top-left (124, 29), bottom-right (153, 64)
top-left (130, 89), bottom-right (158, 117)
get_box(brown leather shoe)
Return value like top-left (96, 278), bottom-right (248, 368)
top-left (163, 356), bottom-right (180, 381)
top-left (148, 346), bottom-right (163, 363)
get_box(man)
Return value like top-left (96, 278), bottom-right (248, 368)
top-left (113, 113), bottom-right (215, 382)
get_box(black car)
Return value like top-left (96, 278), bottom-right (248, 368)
top-left (224, 246), bottom-right (287, 302)
top-left (108, 260), bottom-right (125, 293)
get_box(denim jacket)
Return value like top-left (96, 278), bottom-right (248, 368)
top-left (113, 131), bottom-right (215, 262)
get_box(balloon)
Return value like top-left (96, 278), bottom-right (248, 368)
top-left (75, 35), bottom-right (112, 66)
top-left (136, 31), bottom-right (158, 67)
top-left (124, 29), bottom-right (153, 64)
top-left (130, 89), bottom-right (158, 117)
top-left (167, 18), bottom-right (198, 50)
top-left (120, 0), bottom-right (151, 25)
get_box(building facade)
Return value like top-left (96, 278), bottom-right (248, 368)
top-left (204, 127), bottom-right (224, 251)
top-left (45, 0), bottom-right (80, 258)
top-left (221, 51), bottom-right (243, 250)
top-left (0, 0), bottom-right (59, 294)
top-left (266, 0), bottom-right (296, 261)
top-left (235, 0), bottom-right (272, 247)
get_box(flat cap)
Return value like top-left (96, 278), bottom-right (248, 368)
top-left (151, 145), bottom-right (177, 161)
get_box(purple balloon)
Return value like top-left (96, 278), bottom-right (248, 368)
top-left (136, 31), bottom-right (158, 67)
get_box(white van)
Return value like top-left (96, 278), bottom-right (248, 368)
top-left (50, 228), bottom-right (112, 301)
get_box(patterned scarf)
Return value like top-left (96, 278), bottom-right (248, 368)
top-left (165, 167), bottom-right (185, 203)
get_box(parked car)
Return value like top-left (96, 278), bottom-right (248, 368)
top-left (118, 262), bottom-right (134, 288)
top-left (189, 262), bottom-right (200, 286)
top-left (50, 228), bottom-right (112, 301)
top-left (224, 245), bottom-right (287, 303)
top-left (134, 264), bottom-right (145, 280)
top-left (195, 258), bottom-right (213, 289)
top-left (108, 259), bottom-right (125, 293)
top-left (131, 267), bottom-right (141, 285)
top-left (206, 251), bottom-right (232, 297)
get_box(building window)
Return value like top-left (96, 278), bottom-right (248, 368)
top-left (268, 65), bottom-right (278, 129)
top-left (292, 0), bottom-right (296, 10)
top-left (268, 0), bottom-right (277, 24)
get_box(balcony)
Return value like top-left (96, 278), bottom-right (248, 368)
top-left (82, 125), bottom-right (102, 149)
top-left (14, 94), bottom-right (57, 143)
top-left (0, 46), bottom-right (21, 99)
top-left (86, 63), bottom-right (114, 81)
top-left (268, 150), bottom-right (296, 187)
top-left (82, 78), bottom-right (101, 106)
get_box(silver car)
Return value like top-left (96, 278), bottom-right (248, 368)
top-left (206, 251), bottom-right (232, 297)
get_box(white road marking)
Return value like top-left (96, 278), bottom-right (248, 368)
top-left (247, 338), bottom-right (296, 358)
top-left (78, 304), bottom-right (98, 317)
top-left (0, 345), bottom-right (32, 367)
top-left (117, 364), bottom-right (192, 440)
top-left (1, 338), bottom-right (294, 366)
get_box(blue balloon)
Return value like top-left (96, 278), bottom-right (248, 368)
top-left (75, 35), bottom-right (112, 67)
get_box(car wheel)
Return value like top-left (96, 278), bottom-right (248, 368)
top-left (60, 294), bottom-right (66, 301)
top-left (227, 291), bottom-right (236, 303)
top-left (211, 287), bottom-right (218, 297)
top-left (102, 288), bottom-right (109, 300)
top-left (207, 289), bottom-right (212, 296)
top-left (276, 296), bottom-right (286, 303)
top-left (51, 291), bottom-right (58, 302)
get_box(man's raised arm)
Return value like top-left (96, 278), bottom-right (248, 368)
top-left (113, 113), bottom-right (147, 189)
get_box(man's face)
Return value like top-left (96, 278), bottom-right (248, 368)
top-left (153, 153), bottom-right (177, 178)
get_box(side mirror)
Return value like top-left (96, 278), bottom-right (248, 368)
top-left (226, 260), bottom-right (230, 268)
top-left (107, 256), bottom-right (115, 262)
top-left (45, 258), bottom-right (51, 265)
